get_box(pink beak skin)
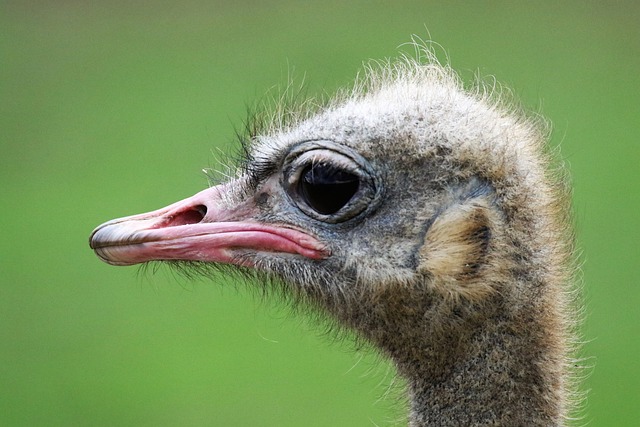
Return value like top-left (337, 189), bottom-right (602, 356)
top-left (89, 184), bottom-right (329, 267)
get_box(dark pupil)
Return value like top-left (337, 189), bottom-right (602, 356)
top-left (299, 163), bottom-right (359, 215)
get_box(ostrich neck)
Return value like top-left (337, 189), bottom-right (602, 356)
top-left (348, 289), bottom-right (566, 426)
top-left (404, 323), bottom-right (563, 426)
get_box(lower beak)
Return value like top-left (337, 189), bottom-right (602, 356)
top-left (89, 184), bottom-right (328, 266)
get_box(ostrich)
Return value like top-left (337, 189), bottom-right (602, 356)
top-left (89, 50), bottom-right (579, 426)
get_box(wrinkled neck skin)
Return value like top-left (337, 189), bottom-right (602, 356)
top-left (332, 284), bottom-right (566, 427)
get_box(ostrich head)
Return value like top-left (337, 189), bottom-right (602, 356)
top-left (90, 53), bottom-right (577, 425)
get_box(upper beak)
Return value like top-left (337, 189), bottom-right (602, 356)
top-left (89, 183), bottom-right (329, 266)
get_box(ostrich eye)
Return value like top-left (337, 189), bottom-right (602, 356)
top-left (298, 163), bottom-right (360, 215)
top-left (283, 142), bottom-right (381, 223)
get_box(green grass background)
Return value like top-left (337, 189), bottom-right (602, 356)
top-left (2, 1), bottom-right (639, 425)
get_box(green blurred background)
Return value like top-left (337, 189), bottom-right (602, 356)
top-left (2, 1), bottom-right (638, 425)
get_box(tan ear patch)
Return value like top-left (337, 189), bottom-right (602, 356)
top-left (418, 200), bottom-right (496, 300)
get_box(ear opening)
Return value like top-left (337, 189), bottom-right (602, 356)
top-left (417, 199), bottom-right (497, 300)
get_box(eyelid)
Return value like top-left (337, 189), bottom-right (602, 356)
top-left (285, 149), bottom-right (363, 192)
top-left (293, 151), bottom-right (360, 176)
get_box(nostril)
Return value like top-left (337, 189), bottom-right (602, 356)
top-left (185, 204), bottom-right (207, 224)
top-left (193, 204), bottom-right (207, 219)
top-left (160, 205), bottom-right (207, 227)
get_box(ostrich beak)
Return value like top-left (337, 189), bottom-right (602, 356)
top-left (89, 184), bottom-right (328, 266)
